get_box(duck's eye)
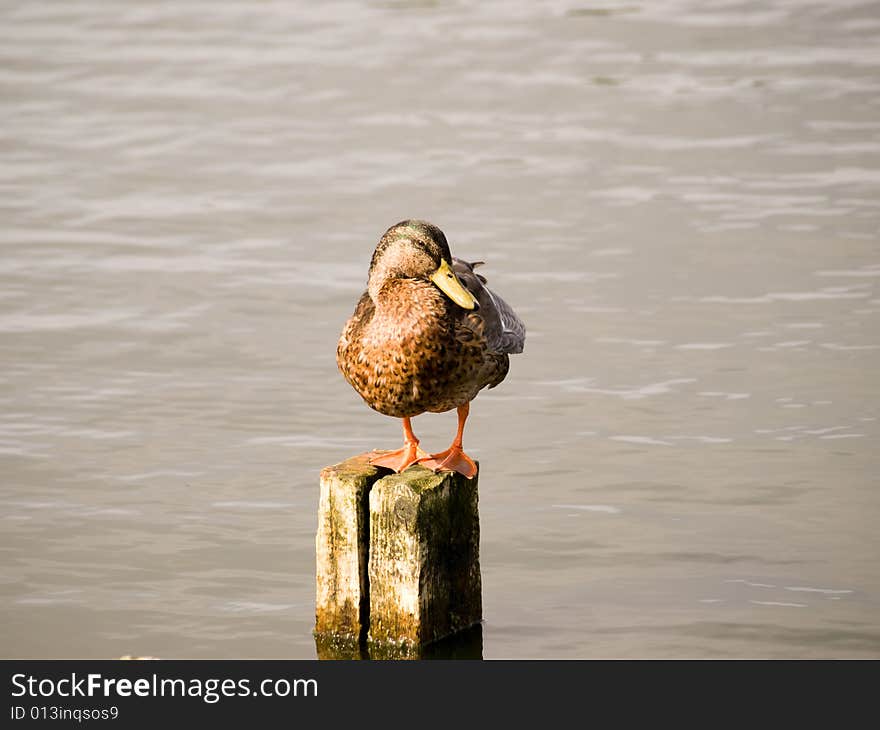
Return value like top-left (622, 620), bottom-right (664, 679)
top-left (447, 273), bottom-right (453, 279)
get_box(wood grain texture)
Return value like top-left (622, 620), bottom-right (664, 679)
top-left (314, 454), bottom-right (382, 640)
top-left (367, 464), bottom-right (482, 647)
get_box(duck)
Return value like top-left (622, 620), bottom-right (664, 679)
top-left (336, 219), bottom-right (525, 478)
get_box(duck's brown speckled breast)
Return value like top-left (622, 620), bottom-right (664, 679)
top-left (336, 279), bottom-right (503, 418)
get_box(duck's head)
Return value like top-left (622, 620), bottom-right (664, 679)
top-left (367, 220), bottom-right (477, 310)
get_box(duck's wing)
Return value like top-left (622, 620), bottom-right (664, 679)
top-left (453, 258), bottom-right (525, 355)
top-left (337, 291), bottom-right (374, 356)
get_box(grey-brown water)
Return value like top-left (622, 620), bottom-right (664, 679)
top-left (2, 1), bottom-right (878, 658)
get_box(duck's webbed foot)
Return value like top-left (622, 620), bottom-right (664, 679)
top-left (368, 416), bottom-right (426, 473)
top-left (369, 442), bottom-right (428, 473)
top-left (418, 446), bottom-right (478, 479)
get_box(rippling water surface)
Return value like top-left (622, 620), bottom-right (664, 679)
top-left (2, 0), bottom-right (879, 658)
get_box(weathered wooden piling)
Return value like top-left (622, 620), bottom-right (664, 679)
top-left (315, 454), bottom-right (377, 642)
top-left (367, 465), bottom-right (481, 647)
top-left (315, 453), bottom-right (482, 657)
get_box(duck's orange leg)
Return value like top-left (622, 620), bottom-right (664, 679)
top-left (369, 417), bottom-right (428, 473)
top-left (417, 403), bottom-right (478, 479)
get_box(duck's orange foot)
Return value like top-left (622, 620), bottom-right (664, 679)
top-left (417, 447), bottom-right (478, 479)
top-left (369, 443), bottom-right (428, 473)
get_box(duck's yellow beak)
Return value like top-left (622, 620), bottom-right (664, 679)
top-left (430, 259), bottom-right (478, 310)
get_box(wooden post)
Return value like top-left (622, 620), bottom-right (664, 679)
top-left (367, 465), bottom-right (481, 648)
top-left (315, 454), bottom-right (381, 643)
top-left (315, 455), bottom-right (482, 656)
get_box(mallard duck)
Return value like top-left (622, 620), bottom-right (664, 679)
top-left (337, 219), bottom-right (525, 478)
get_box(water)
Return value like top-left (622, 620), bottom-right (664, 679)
top-left (1, 0), bottom-right (878, 658)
